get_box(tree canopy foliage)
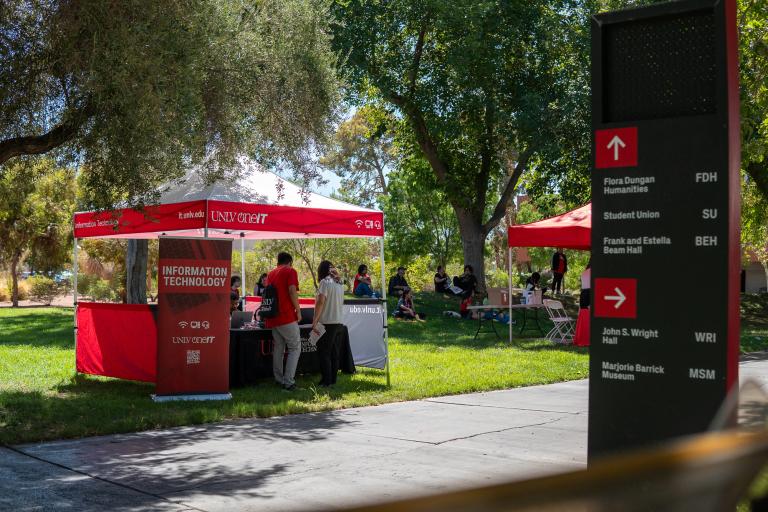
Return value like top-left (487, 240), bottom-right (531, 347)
top-left (739, 0), bottom-right (768, 201)
top-left (320, 106), bottom-right (395, 208)
top-left (0, 0), bottom-right (339, 209)
top-left (381, 159), bottom-right (461, 268)
top-left (331, 0), bottom-right (594, 289)
top-left (0, 159), bottom-right (76, 306)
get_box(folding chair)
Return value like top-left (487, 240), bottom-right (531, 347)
top-left (543, 299), bottom-right (576, 344)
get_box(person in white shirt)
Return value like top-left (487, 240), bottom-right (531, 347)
top-left (312, 260), bottom-right (345, 387)
top-left (580, 262), bottom-right (591, 308)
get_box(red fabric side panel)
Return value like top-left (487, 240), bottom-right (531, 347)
top-left (74, 201), bottom-right (206, 238)
top-left (76, 303), bottom-right (157, 383)
top-left (208, 200), bottom-right (383, 237)
top-left (508, 226), bottom-right (591, 250)
top-left (574, 308), bottom-right (591, 347)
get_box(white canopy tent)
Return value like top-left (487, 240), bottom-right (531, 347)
top-left (72, 161), bottom-right (389, 384)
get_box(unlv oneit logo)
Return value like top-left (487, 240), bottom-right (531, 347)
top-left (210, 210), bottom-right (269, 224)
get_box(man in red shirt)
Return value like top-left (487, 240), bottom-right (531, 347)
top-left (551, 248), bottom-right (568, 295)
top-left (265, 252), bottom-right (302, 391)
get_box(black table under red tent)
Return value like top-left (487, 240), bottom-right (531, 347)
top-left (228, 325), bottom-right (355, 387)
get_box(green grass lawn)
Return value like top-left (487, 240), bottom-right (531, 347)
top-left (1, 293), bottom-right (766, 445)
top-left (740, 294), bottom-right (768, 353)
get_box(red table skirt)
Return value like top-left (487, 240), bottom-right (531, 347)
top-left (574, 308), bottom-right (590, 347)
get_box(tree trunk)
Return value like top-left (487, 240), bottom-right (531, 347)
top-left (455, 209), bottom-right (487, 295)
top-left (125, 239), bottom-right (148, 304)
top-left (10, 252), bottom-right (21, 307)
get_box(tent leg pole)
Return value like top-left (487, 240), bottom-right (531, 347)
top-left (240, 234), bottom-right (246, 295)
top-left (508, 246), bottom-right (513, 343)
top-left (73, 238), bottom-right (79, 375)
top-left (380, 237), bottom-right (390, 387)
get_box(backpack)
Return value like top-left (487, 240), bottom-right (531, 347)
top-left (258, 283), bottom-right (280, 318)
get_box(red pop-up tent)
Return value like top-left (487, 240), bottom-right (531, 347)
top-left (72, 160), bottom-right (389, 385)
top-left (507, 203), bottom-right (591, 251)
top-left (504, 203), bottom-right (591, 342)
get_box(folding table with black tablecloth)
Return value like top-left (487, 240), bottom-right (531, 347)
top-left (228, 325), bottom-right (355, 387)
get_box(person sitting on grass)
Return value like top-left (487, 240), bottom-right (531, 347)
top-left (448, 265), bottom-right (477, 299)
top-left (353, 264), bottom-right (380, 298)
top-left (388, 266), bottom-right (409, 297)
top-left (434, 265), bottom-right (449, 293)
top-left (459, 295), bottom-right (474, 319)
top-left (394, 288), bottom-right (425, 321)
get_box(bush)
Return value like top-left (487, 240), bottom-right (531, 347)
top-left (4, 277), bottom-right (29, 301)
top-left (76, 274), bottom-right (95, 298)
top-left (374, 255), bottom-right (436, 293)
top-left (487, 268), bottom-right (509, 289)
top-left (88, 278), bottom-right (116, 302)
top-left (27, 275), bottom-right (60, 305)
top-left (0, 275), bottom-right (8, 302)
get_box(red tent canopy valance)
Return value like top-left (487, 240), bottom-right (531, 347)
top-left (507, 203), bottom-right (591, 250)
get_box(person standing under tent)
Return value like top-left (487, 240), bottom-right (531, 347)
top-left (265, 252), bottom-right (302, 391)
top-left (312, 260), bottom-right (345, 387)
top-left (579, 262), bottom-right (591, 309)
top-left (253, 273), bottom-right (267, 297)
top-left (551, 248), bottom-right (568, 295)
top-left (231, 275), bottom-right (243, 311)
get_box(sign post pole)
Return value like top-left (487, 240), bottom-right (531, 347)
top-left (588, 0), bottom-right (741, 459)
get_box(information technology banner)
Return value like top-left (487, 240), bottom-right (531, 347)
top-left (156, 238), bottom-right (232, 397)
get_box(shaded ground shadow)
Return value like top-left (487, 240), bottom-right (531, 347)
top-left (6, 386), bottom-right (360, 503)
top-left (0, 308), bottom-right (72, 348)
top-left (0, 369), bottom-right (385, 445)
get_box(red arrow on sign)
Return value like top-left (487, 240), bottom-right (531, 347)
top-left (595, 127), bottom-right (638, 169)
top-left (594, 278), bottom-right (637, 319)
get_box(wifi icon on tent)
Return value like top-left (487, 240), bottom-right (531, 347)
top-left (355, 220), bottom-right (364, 228)
top-left (178, 321), bottom-right (189, 328)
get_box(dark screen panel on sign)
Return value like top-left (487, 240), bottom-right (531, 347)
top-left (602, 9), bottom-right (716, 122)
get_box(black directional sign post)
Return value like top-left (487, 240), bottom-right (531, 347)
top-left (589, 0), bottom-right (741, 459)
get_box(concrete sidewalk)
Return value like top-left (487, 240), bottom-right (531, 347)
top-left (3, 357), bottom-right (767, 512)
